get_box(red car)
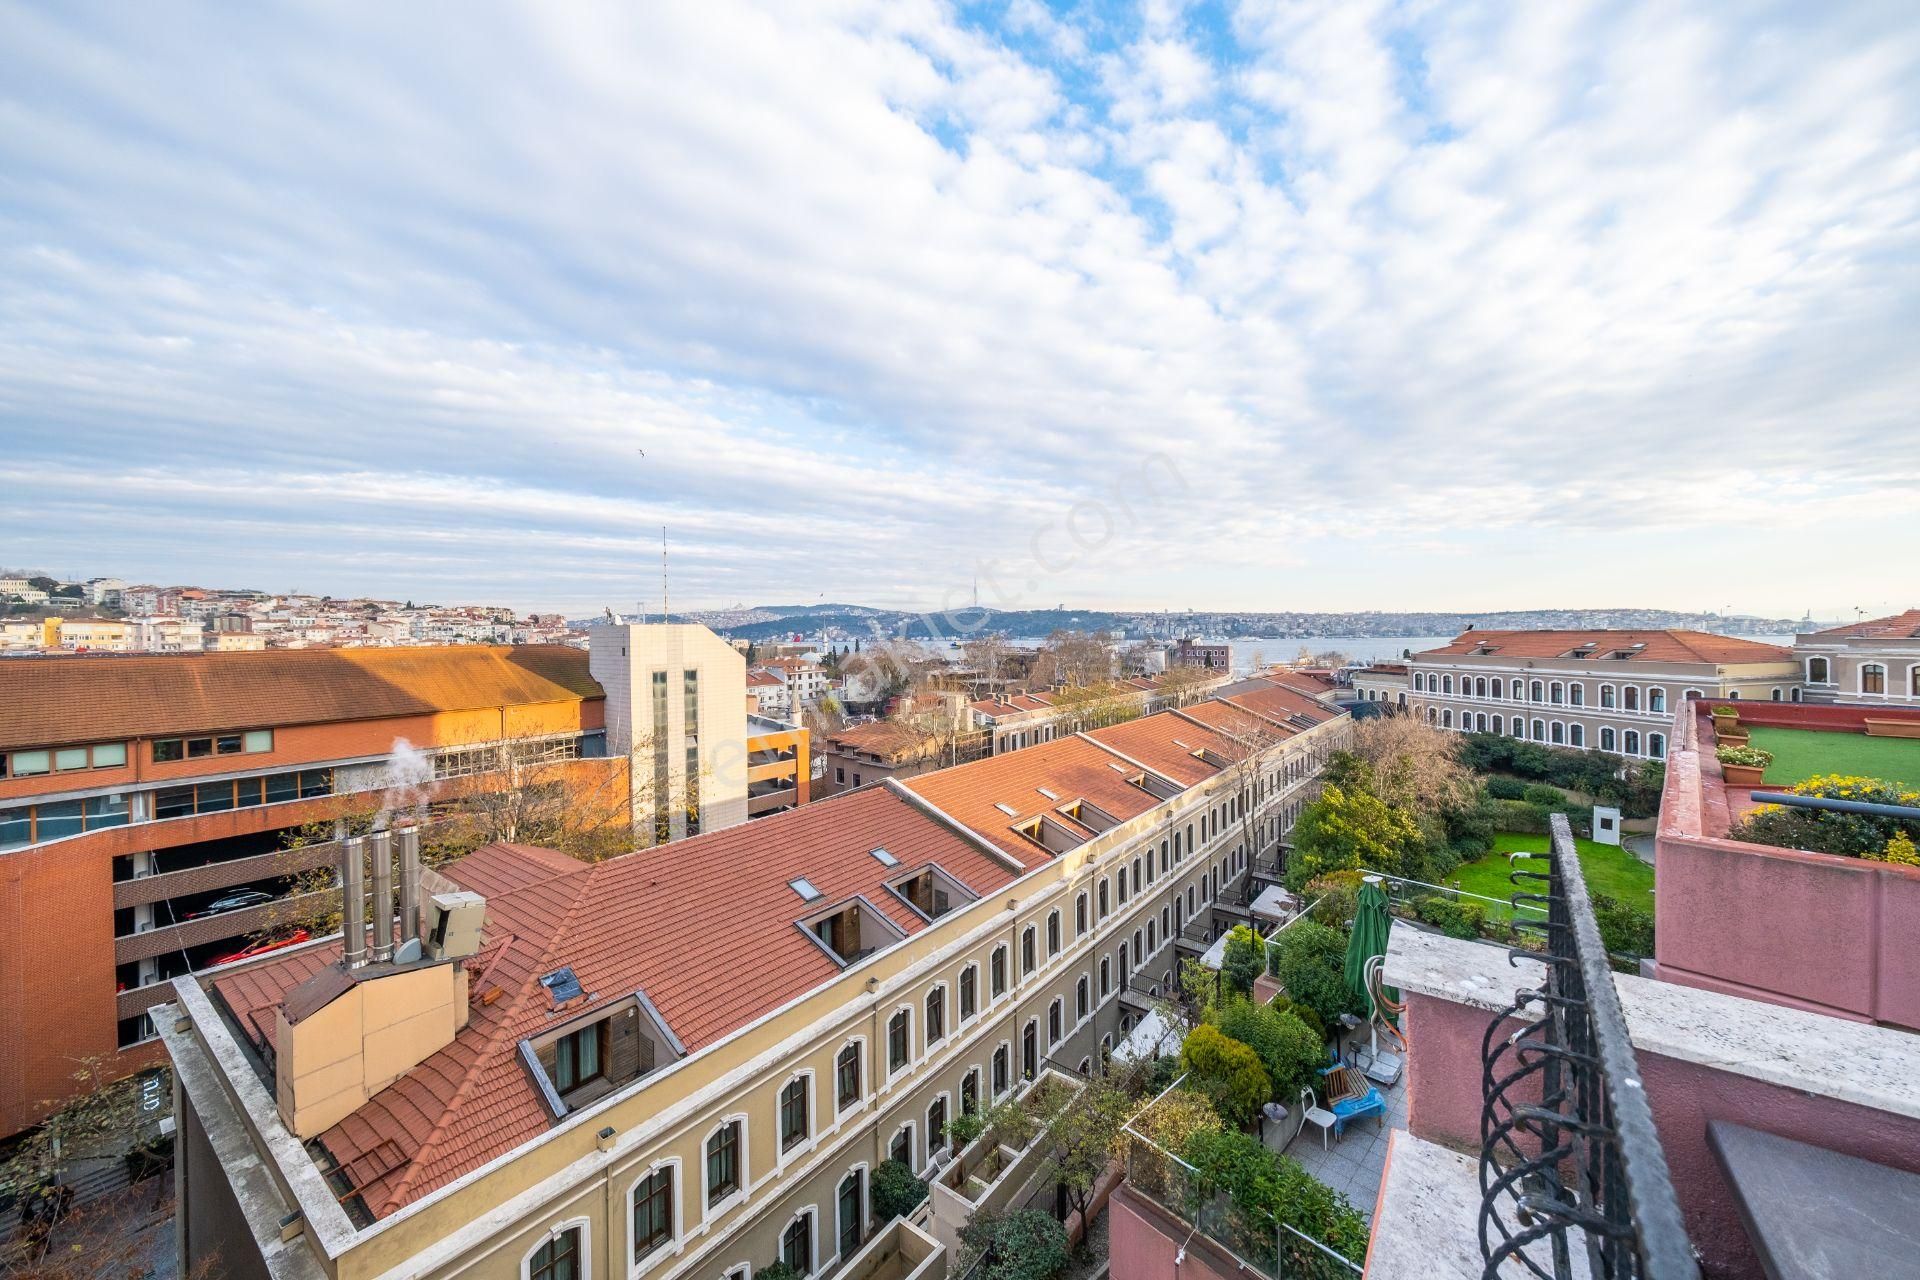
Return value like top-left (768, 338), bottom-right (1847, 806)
top-left (209, 929), bottom-right (310, 968)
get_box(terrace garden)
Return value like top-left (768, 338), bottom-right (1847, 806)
top-left (1743, 727), bottom-right (1920, 789)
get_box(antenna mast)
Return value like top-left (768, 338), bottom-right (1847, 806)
top-left (661, 527), bottom-right (669, 624)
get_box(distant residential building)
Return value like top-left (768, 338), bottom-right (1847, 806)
top-left (0, 577), bottom-right (34, 595)
top-left (1350, 662), bottom-right (1409, 708)
top-left (746, 665), bottom-right (792, 716)
top-left (1794, 609), bottom-right (1920, 703)
top-left (207, 631), bottom-right (268, 652)
top-left (135, 616), bottom-right (205, 653)
top-left (1398, 629), bottom-right (1801, 759)
top-left (84, 577), bottom-right (126, 606)
top-left (745, 713), bottom-right (809, 816)
top-left (819, 719), bottom-right (948, 793)
top-left (6, 588), bottom-right (49, 606)
top-left (50, 617), bottom-right (134, 652)
top-left (968, 671), bottom-right (1232, 753)
top-left (1171, 636), bottom-right (1230, 670)
top-left (0, 621), bottom-right (40, 651)
top-left (764, 654), bottom-right (830, 704)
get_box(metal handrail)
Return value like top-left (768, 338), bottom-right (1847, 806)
top-left (1477, 814), bottom-right (1697, 1280)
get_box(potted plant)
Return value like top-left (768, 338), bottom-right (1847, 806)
top-left (1715, 744), bottom-right (1771, 785)
top-left (1710, 704), bottom-right (1740, 726)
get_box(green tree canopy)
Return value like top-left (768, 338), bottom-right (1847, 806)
top-left (1180, 1024), bottom-right (1270, 1127)
top-left (1285, 782), bottom-right (1423, 890)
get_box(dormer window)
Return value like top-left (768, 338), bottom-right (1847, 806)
top-left (1125, 771), bottom-right (1182, 801)
top-left (522, 990), bottom-right (684, 1117)
top-left (1011, 815), bottom-right (1081, 855)
top-left (800, 896), bottom-right (906, 966)
top-left (887, 864), bottom-right (977, 921)
top-left (1056, 798), bottom-right (1121, 832)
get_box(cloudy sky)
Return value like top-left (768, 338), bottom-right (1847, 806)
top-left (2, 1), bottom-right (1915, 620)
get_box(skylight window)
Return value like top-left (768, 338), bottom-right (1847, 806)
top-left (539, 967), bottom-right (584, 1007)
top-left (790, 877), bottom-right (823, 901)
top-left (1036, 786), bottom-right (1059, 801)
top-left (869, 847), bottom-right (898, 867)
top-left (993, 802), bottom-right (1019, 816)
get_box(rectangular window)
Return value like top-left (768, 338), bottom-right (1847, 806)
top-left (634, 1166), bottom-right (673, 1260)
top-left (10, 750), bottom-right (49, 776)
top-left (298, 769), bottom-right (333, 798)
top-left (33, 800), bottom-right (84, 842)
top-left (91, 743), bottom-right (127, 768)
top-left (652, 671), bottom-right (670, 844)
top-left (84, 794), bottom-right (129, 830)
top-left (152, 739), bottom-right (184, 764)
top-left (53, 747), bottom-right (90, 772)
top-left (0, 808), bottom-right (29, 852)
top-left (684, 744), bottom-right (701, 836)
top-left (265, 772), bottom-right (299, 804)
top-left (185, 737), bottom-right (213, 759)
top-left (706, 1122), bottom-right (740, 1203)
top-left (928, 1097), bottom-right (948, 1153)
top-left (780, 1078), bottom-right (809, 1151)
top-left (552, 1023), bottom-right (603, 1093)
top-left (155, 786), bottom-right (195, 819)
top-left (195, 781), bottom-right (235, 813)
top-left (243, 729), bottom-right (273, 753)
top-left (888, 1011), bottom-right (910, 1073)
top-left (837, 1043), bottom-right (861, 1109)
top-left (215, 735), bottom-right (244, 755)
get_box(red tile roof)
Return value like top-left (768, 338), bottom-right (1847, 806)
top-left (209, 789), bottom-right (1013, 1218)
top-left (825, 721), bottom-right (943, 763)
top-left (0, 645), bottom-right (602, 751)
top-left (1082, 717), bottom-right (1240, 786)
top-left (903, 733), bottom-right (1164, 860)
top-left (1812, 609), bottom-right (1920, 639)
top-left (1413, 629), bottom-right (1792, 665)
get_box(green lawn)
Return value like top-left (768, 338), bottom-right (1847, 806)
top-left (1447, 831), bottom-right (1655, 921)
top-left (1743, 726), bottom-right (1920, 789)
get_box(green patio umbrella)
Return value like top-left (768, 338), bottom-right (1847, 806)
top-left (1343, 876), bottom-right (1399, 1034)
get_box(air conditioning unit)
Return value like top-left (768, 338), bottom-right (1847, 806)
top-left (425, 891), bottom-right (486, 961)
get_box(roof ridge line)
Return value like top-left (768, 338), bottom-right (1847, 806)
top-left (1071, 731), bottom-right (1195, 786)
top-left (885, 779), bottom-right (1027, 875)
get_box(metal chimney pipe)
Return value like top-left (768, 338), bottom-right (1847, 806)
top-left (369, 830), bottom-right (394, 964)
top-left (342, 835), bottom-right (367, 968)
top-left (397, 826), bottom-right (422, 946)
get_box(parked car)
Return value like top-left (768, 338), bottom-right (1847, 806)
top-left (209, 928), bottom-right (310, 968)
top-left (186, 889), bottom-right (275, 919)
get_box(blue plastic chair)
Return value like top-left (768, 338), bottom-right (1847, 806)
top-left (1318, 1063), bottom-right (1387, 1137)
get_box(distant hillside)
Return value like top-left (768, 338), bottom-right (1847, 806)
top-left (670, 604), bottom-right (1810, 643)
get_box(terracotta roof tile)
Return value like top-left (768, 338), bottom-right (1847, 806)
top-left (0, 645), bottom-right (601, 751)
top-left (1413, 629), bottom-right (1792, 665)
top-left (904, 732), bottom-right (1163, 860)
top-left (1812, 609), bottom-right (1920, 639)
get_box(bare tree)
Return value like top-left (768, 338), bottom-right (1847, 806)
top-left (1030, 630), bottom-right (1114, 687)
top-left (1345, 715), bottom-right (1476, 822)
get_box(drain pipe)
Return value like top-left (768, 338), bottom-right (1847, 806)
top-left (1748, 792), bottom-right (1920, 821)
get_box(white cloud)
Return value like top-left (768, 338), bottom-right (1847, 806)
top-left (0, 0), bottom-right (1914, 616)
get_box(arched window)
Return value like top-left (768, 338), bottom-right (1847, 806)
top-left (1649, 689), bottom-right (1666, 713)
top-left (1442, 674), bottom-right (1454, 694)
top-left (1097, 880), bottom-right (1110, 919)
top-left (1569, 683), bottom-right (1584, 707)
top-left (1511, 678), bottom-right (1525, 700)
top-left (1531, 718), bottom-right (1545, 740)
top-left (836, 1169), bottom-right (866, 1260)
top-left (1911, 666), bottom-right (1920, 697)
top-left (1623, 686), bottom-right (1640, 712)
top-left (1569, 724), bottom-right (1584, 748)
top-left (1413, 672), bottom-right (1425, 692)
top-left (1770, 687), bottom-right (1782, 701)
top-left (1863, 664), bottom-right (1887, 695)
top-left (1427, 707), bottom-right (1437, 724)
top-left (1048, 998), bottom-right (1063, 1046)
top-left (1475, 713), bottom-right (1488, 732)
top-left (1475, 677), bottom-right (1488, 698)
top-left (1074, 893), bottom-right (1088, 936)
top-left (525, 1223), bottom-right (587, 1280)
top-left (781, 1209), bottom-right (816, 1276)
top-left (1600, 726), bottom-right (1616, 752)
top-left (1511, 717), bottom-right (1523, 739)
top-left (1624, 730), bottom-right (1641, 756)
top-left (1600, 684), bottom-right (1616, 709)
top-left (1398, 692), bottom-right (1407, 707)
top-left (1047, 911), bottom-right (1061, 957)
top-left (1076, 975), bottom-right (1089, 1020)
top-left (1020, 926), bottom-right (1036, 976)
top-left (1099, 957), bottom-right (1111, 998)
top-left (1489, 679), bottom-right (1502, 700)
top-left (1492, 715), bottom-right (1504, 735)
top-left (1649, 733), bottom-right (1665, 760)
top-left (1806, 656), bottom-right (1830, 684)
top-left (1550, 682), bottom-right (1564, 705)
top-left (1442, 710), bottom-right (1452, 728)
top-left (1530, 680), bottom-right (1544, 702)
top-left (1791, 687), bottom-right (1802, 702)
top-left (1550, 721), bottom-right (1565, 745)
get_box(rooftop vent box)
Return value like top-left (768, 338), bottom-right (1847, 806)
top-left (425, 890), bottom-right (486, 961)
top-left (539, 966), bottom-right (584, 1007)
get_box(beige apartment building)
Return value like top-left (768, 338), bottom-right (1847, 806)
top-left (161, 675), bottom-right (1346, 1280)
top-left (1794, 608), bottom-right (1920, 704)
top-left (1394, 630), bottom-right (1800, 760)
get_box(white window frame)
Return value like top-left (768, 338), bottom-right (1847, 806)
top-left (627, 1155), bottom-right (684, 1276)
top-left (699, 1117), bottom-right (750, 1221)
top-left (833, 1035), bottom-right (866, 1115)
top-left (778, 1206), bottom-right (819, 1278)
top-left (885, 1005), bottom-right (915, 1083)
top-left (775, 1068), bottom-right (816, 1170)
top-left (833, 1162), bottom-right (871, 1269)
top-left (924, 981), bottom-right (950, 1051)
top-left (522, 1217), bottom-right (593, 1280)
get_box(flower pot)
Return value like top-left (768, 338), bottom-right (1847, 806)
top-left (1718, 728), bottom-right (1750, 746)
top-left (1722, 763), bottom-right (1765, 785)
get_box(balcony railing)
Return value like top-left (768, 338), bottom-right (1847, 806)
top-left (1122, 1075), bottom-right (1362, 1279)
top-left (1478, 814), bottom-right (1697, 1280)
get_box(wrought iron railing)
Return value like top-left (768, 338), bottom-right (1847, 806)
top-left (1478, 814), bottom-right (1697, 1280)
